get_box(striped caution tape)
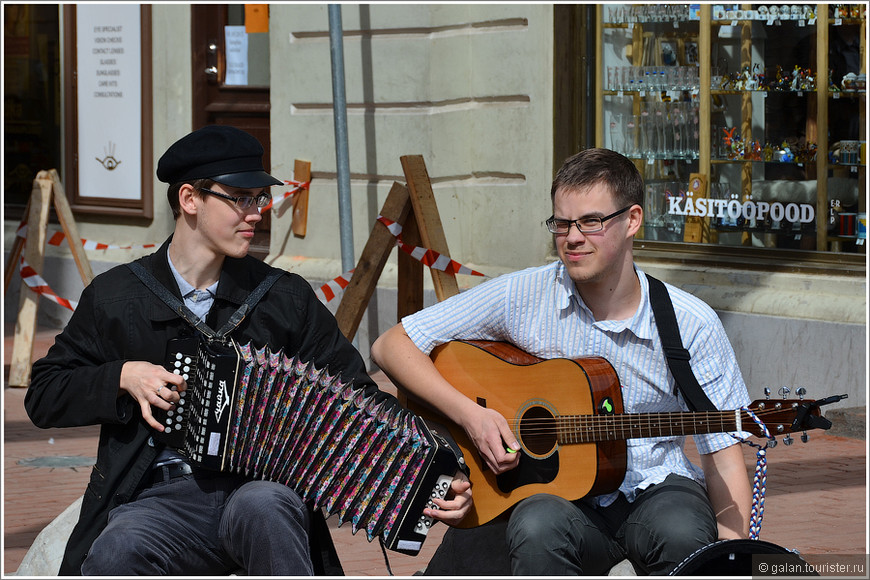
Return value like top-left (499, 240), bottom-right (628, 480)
top-left (18, 256), bottom-right (78, 311)
top-left (16, 223), bottom-right (161, 252)
top-left (315, 269), bottom-right (354, 303)
top-left (313, 217), bottom-right (486, 304)
top-left (14, 191), bottom-right (482, 309)
top-left (50, 230), bottom-right (159, 251)
top-left (376, 216), bottom-right (485, 277)
top-left (260, 180), bottom-right (309, 213)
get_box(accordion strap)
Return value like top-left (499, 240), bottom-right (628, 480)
top-left (127, 260), bottom-right (283, 342)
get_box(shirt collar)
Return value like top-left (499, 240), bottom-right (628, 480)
top-left (166, 245), bottom-right (218, 299)
top-left (553, 261), bottom-right (656, 341)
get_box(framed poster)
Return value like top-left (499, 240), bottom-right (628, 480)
top-left (63, 5), bottom-right (153, 218)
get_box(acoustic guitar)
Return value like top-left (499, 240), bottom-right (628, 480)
top-left (399, 340), bottom-right (842, 528)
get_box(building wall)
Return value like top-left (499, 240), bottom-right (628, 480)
top-left (4, 4), bottom-right (864, 416)
top-left (267, 4), bottom-right (555, 274)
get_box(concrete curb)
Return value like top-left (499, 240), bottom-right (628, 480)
top-left (13, 496), bottom-right (81, 576)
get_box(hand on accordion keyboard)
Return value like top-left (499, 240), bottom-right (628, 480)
top-left (120, 361), bottom-right (188, 432)
top-left (423, 471), bottom-right (473, 527)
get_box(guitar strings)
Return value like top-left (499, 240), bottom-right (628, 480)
top-left (499, 407), bottom-right (792, 437)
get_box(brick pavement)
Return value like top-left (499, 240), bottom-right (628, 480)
top-left (4, 325), bottom-right (867, 575)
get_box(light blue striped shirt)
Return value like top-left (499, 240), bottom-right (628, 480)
top-left (401, 261), bottom-right (751, 504)
top-left (167, 247), bottom-right (219, 323)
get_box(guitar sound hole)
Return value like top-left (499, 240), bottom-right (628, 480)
top-left (519, 406), bottom-right (557, 456)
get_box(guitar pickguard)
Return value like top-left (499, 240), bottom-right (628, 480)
top-left (496, 450), bottom-right (560, 493)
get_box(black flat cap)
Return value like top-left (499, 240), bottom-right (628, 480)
top-left (157, 125), bottom-right (283, 188)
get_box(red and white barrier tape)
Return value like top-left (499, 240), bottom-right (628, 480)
top-left (14, 183), bottom-right (483, 309)
top-left (312, 216), bottom-right (486, 304)
top-left (260, 180), bottom-right (308, 212)
top-left (376, 216), bottom-right (485, 277)
top-left (18, 256), bottom-right (78, 311)
top-left (315, 269), bottom-right (354, 303)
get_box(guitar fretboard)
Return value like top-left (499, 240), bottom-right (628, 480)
top-left (556, 410), bottom-right (742, 443)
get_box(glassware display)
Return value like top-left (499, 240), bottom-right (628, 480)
top-left (607, 101), bottom-right (699, 161)
top-left (598, 3), bottom-right (865, 254)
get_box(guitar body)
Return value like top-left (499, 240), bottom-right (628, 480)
top-left (402, 340), bottom-right (628, 528)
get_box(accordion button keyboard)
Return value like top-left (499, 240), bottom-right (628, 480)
top-left (414, 474), bottom-right (453, 536)
top-left (156, 337), bottom-right (199, 447)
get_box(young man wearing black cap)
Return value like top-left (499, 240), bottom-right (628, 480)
top-left (26, 125), bottom-right (471, 575)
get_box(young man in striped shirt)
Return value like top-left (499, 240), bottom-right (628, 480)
top-left (371, 148), bottom-right (752, 575)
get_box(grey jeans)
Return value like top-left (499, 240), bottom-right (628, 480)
top-left (81, 472), bottom-right (313, 575)
top-left (506, 474), bottom-right (718, 575)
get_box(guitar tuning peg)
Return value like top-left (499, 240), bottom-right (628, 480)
top-left (801, 432), bottom-right (809, 443)
top-left (778, 386), bottom-right (791, 398)
top-left (783, 434), bottom-right (794, 446)
top-left (767, 437), bottom-right (777, 448)
top-left (763, 387), bottom-right (771, 399)
top-left (796, 387), bottom-right (807, 400)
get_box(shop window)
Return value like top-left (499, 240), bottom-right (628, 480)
top-left (592, 4), bottom-right (866, 266)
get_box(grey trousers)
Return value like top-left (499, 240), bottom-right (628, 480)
top-left (81, 473), bottom-right (313, 575)
top-left (506, 474), bottom-right (718, 575)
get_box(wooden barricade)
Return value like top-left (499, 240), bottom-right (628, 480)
top-left (334, 155), bottom-right (460, 340)
top-left (5, 170), bottom-right (93, 387)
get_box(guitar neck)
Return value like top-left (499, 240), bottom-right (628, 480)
top-left (558, 410), bottom-right (742, 443)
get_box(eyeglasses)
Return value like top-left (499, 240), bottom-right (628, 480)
top-left (199, 187), bottom-right (272, 210)
top-left (546, 206), bottom-right (633, 234)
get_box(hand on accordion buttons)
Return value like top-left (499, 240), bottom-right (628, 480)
top-left (423, 472), bottom-right (473, 527)
top-left (120, 360), bottom-right (188, 432)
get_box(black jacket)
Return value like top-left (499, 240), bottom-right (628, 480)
top-left (26, 238), bottom-right (377, 575)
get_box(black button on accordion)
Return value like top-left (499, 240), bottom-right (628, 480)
top-left (155, 336), bottom-right (464, 555)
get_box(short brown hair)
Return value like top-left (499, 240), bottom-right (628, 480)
top-left (550, 148), bottom-right (643, 209)
top-left (166, 178), bottom-right (214, 219)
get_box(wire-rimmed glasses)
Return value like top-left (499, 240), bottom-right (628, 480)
top-left (200, 187), bottom-right (272, 210)
top-left (545, 206), bottom-right (633, 234)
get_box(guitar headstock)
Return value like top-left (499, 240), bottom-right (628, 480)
top-left (744, 388), bottom-right (848, 446)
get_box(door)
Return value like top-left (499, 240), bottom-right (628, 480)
top-left (191, 4), bottom-right (272, 258)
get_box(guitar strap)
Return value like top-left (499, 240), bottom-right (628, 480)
top-left (646, 274), bottom-right (717, 412)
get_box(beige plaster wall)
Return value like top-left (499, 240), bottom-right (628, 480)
top-left (266, 4), bottom-right (555, 288)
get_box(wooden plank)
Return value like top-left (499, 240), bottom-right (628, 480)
top-left (8, 173), bottom-right (53, 387)
top-left (815, 7), bottom-right (829, 251)
top-left (397, 209), bottom-right (425, 320)
top-left (334, 182), bottom-right (412, 340)
top-left (3, 197), bottom-right (29, 294)
top-left (400, 155), bottom-right (460, 301)
top-left (49, 169), bottom-right (93, 285)
top-left (291, 159), bottom-right (311, 237)
top-left (682, 174), bottom-right (709, 243)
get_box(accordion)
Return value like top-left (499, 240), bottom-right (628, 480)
top-left (155, 336), bottom-right (464, 555)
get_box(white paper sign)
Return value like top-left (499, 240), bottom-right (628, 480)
top-left (76, 4), bottom-right (142, 200)
top-left (224, 26), bottom-right (248, 86)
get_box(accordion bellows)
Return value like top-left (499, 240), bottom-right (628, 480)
top-left (160, 338), bottom-right (459, 554)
